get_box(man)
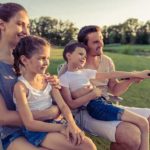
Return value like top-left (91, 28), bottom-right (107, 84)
top-left (59, 25), bottom-right (150, 150)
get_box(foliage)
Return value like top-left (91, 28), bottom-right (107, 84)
top-left (30, 17), bottom-right (78, 46)
top-left (30, 17), bottom-right (150, 46)
top-left (102, 18), bottom-right (150, 45)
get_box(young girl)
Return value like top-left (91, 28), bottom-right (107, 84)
top-left (12, 35), bottom-right (96, 150)
top-left (59, 41), bottom-right (150, 150)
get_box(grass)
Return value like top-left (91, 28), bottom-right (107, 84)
top-left (49, 48), bottom-right (150, 150)
top-left (104, 44), bottom-right (150, 55)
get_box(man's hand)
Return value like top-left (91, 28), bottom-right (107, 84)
top-left (121, 77), bottom-right (144, 84)
top-left (132, 70), bottom-right (150, 79)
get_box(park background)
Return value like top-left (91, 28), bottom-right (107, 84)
top-left (1, 0), bottom-right (150, 149)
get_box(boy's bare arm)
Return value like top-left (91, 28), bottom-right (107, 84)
top-left (61, 86), bottom-right (102, 109)
top-left (71, 85), bottom-right (93, 98)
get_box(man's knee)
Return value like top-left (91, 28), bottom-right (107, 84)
top-left (115, 122), bottom-right (141, 150)
top-left (127, 128), bottom-right (141, 150)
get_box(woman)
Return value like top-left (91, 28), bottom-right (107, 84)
top-left (0, 3), bottom-right (96, 150)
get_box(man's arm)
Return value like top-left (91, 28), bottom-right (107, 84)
top-left (108, 77), bottom-right (143, 96)
top-left (106, 56), bottom-right (145, 96)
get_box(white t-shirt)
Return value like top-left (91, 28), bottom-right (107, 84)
top-left (59, 69), bottom-right (97, 92)
top-left (13, 75), bottom-right (53, 111)
top-left (58, 55), bottom-right (115, 100)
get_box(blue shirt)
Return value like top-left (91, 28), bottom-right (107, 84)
top-left (0, 61), bottom-right (21, 139)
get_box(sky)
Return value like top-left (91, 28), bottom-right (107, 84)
top-left (0, 0), bottom-right (150, 28)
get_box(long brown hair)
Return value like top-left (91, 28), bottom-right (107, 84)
top-left (13, 35), bottom-right (50, 76)
top-left (0, 3), bottom-right (27, 37)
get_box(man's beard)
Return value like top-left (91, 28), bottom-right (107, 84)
top-left (95, 47), bottom-right (103, 56)
top-left (96, 50), bottom-right (103, 56)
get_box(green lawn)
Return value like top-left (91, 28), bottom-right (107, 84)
top-left (49, 48), bottom-right (150, 150)
top-left (104, 44), bottom-right (150, 55)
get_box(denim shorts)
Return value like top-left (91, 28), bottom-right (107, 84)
top-left (22, 128), bottom-right (48, 147)
top-left (1, 130), bottom-right (24, 150)
top-left (1, 129), bottom-right (47, 150)
top-left (22, 119), bottom-right (64, 147)
top-left (2, 120), bottom-right (64, 149)
top-left (87, 97), bottom-right (124, 121)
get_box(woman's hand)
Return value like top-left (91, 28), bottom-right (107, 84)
top-left (44, 74), bottom-right (61, 89)
top-left (32, 105), bottom-right (60, 121)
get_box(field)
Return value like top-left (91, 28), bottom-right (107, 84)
top-left (104, 44), bottom-right (150, 56)
top-left (49, 48), bottom-right (150, 150)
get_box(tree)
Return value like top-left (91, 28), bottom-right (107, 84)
top-left (30, 17), bottom-right (78, 46)
top-left (101, 18), bottom-right (150, 44)
top-left (120, 18), bottom-right (141, 44)
top-left (136, 21), bottom-right (150, 44)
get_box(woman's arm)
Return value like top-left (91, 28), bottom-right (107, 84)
top-left (32, 105), bottom-right (60, 121)
top-left (0, 94), bottom-right (60, 127)
top-left (13, 82), bottom-right (65, 132)
top-left (0, 94), bottom-right (22, 126)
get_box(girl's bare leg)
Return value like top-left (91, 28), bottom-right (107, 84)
top-left (41, 132), bottom-right (97, 150)
top-left (7, 137), bottom-right (49, 150)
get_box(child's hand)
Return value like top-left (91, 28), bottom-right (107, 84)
top-left (60, 124), bottom-right (68, 137)
top-left (92, 87), bottom-right (102, 98)
top-left (60, 123), bottom-right (85, 145)
top-left (134, 70), bottom-right (150, 79)
top-left (67, 123), bottom-right (85, 145)
top-left (45, 74), bottom-right (61, 89)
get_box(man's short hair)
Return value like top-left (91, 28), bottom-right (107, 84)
top-left (78, 25), bottom-right (101, 45)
